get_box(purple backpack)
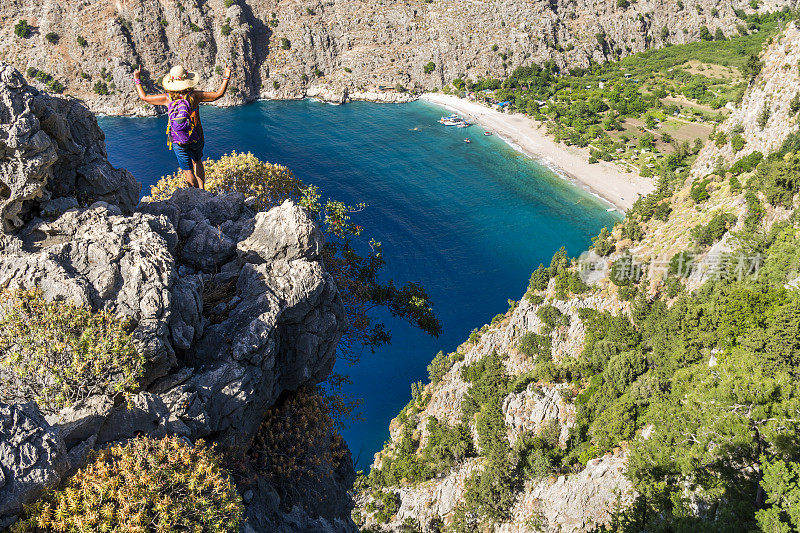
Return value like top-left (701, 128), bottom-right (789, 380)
top-left (166, 97), bottom-right (201, 147)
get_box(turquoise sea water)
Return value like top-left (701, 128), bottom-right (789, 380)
top-left (98, 99), bottom-right (619, 469)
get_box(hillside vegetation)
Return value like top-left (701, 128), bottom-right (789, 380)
top-left (445, 9), bottom-right (793, 177)
top-left (355, 19), bottom-right (800, 533)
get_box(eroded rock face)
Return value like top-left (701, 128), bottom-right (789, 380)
top-left (0, 0), bottom-right (779, 114)
top-left (0, 62), bottom-right (139, 232)
top-left (0, 64), bottom-right (354, 531)
top-left (0, 402), bottom-right (67, 528)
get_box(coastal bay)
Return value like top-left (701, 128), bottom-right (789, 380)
top-left (99, 99), bottom-right (619, 468)
top-left (420, 93), bottom-right (656, 211)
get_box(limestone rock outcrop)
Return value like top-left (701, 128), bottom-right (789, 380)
top-left (0, 63), bottom-right (355, 532)
top-left (0, 63), bottom-right (139, 232)
top-left (0, 0), bottom-right (780, 114)
top-left (0, 402), bottom-right (67, 529)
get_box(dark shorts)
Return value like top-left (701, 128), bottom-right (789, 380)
top-left (172, 138), bottom-right (204, 171)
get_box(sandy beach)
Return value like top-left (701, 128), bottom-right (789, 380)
top-left (420, 93), bottom-right (654, 211)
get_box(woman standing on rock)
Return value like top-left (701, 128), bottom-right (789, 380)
top-left (133, 64), bottom-right (231, 189)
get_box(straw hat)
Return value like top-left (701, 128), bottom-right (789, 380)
top-left (162, 65), bottom-right (199, 91)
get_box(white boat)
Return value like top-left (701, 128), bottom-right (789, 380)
top-left (457, 122), bottom-right (471, 128)
top-left (439, 114), bottom-right (467, 126)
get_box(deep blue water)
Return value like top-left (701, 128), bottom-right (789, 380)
top-left (98, 99), bottom-right (619, 469)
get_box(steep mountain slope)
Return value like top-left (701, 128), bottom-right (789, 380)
top-left (0, 0), bottom-right (783, 114)
top-left (354, 21), bottom-right (800, 533)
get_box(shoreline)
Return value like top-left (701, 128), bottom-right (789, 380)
top-left (419, 93), bottom-right (655, 212)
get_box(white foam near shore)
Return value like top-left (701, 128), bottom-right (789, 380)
top-left (419, 93), bottom-right (655, 212)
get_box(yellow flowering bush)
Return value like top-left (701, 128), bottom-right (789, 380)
top-left (13, 436), bottom-right (243, 532)
top-left (146, 151), bottom-right (302, 211)
top-left (0, 289), bottom-right (144, 414)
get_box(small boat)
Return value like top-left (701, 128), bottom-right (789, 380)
top-left (606, 207), bottom-right (616, 212)
top-left (484, 131), bottom-right (493, 136)
top-left (464, 138), bottom-right (471, 144)
top-left (439, 114), bottom-right (468, 126)
top-left (457, 122), bottom-right (471, 128)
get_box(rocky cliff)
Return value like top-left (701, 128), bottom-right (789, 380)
top-left (0, 0), bottom-right (786, 114)
top-left (0, 62), bottom-right (356, 532)
top-left (354, 21), bottom-right (800, 533)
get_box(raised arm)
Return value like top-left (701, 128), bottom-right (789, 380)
top-left (197, 67), bottom-right (231, 103)
top-left (133, 65), bottom-right (169, 106)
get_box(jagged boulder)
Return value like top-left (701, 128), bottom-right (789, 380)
top-left (0, 64), bottom-right (353, 531)
top-left (0, 402), bottom-right (67, 528)
top-left (0, 62), bottom-right (139, 233)
top-left (0, 203), bottom-right (186, 388)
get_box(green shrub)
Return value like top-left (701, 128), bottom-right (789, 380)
top-left (741, 53), bottom-right (763, 81)
top-left (653, 201), bottom-right (672, 221)
top-left (669, 251), bottom-right (695, 277)
top-left (221, 22), bottom-right (232, 36)
top-left (754, 154), bottom-right (800, 207)
top-left (553, 269), bottom-right (589, 298)
top-left (427, 350), bottom-right (451, 384)
top-left (224, 0), bottom-right (235, 6)
top-left (0, 289), bottom-right (143, 414)
top-left (690, 178), bottom-right (711, 203)
top-left (460, 351), bottom-right (508, 422)
top-left (755, 459), bottom-right (800, 531)
top-left (423, 61), bottom-right (435, 74)
top-left (591, 227), bottom-right (615, 256)
top-left (93, 80), bottom-right (109, 95)
top-left (148, 151), bottom-right (302, 211)
top-left (13, 436), bottom-right (242, 532)
top-left (76, 35), bottom-right (87, 47)
top-left (537, 305), bottom-right (569, 333)
top-left (280, 37), bottom-right (291, 49)
top-left (729, 150), bottom-right (762, 175)
top-left (44, 32), bottom-right (59, 43)
top-left (515, 434), bottom-right (559, 481)
top-left (423, 417), bottom-right (475, 473)
top-left (527, 263), bottom-right (552, 292)
top-left (370, 490), bottom-right (399, 524)
top-left (190, 22), bottom-right (202, 32)
top-left (14, 19), bottom-right (31, 38)
top-left (691, 212), bottom-right (736, 247)
top-left (517, 332), bottom-right (551, 359)
top-left (621, 217), bottom-right (644, 241)
top-left (604, 350), bottom-right (648, 394)
top-left (731, 133), bottom-right (745, 152)
top-left (757, 104), bottom-right (771, 129)
top-left (589, 394), bottom-right (638, 450)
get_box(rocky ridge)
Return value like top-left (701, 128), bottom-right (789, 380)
top-left (0, 0), bottom-right (784, 114)
top-left (0, 62), bottom-right (356, 532)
